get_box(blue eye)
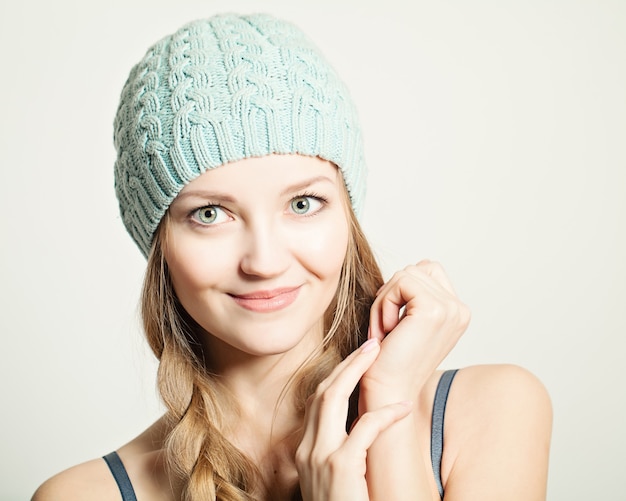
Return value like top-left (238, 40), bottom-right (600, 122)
top-left (192, 206), bottom-right (229, 225)
top-left (290, 196), bottom-right (322, 215)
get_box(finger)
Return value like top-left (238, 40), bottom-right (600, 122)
top-left (300, 340), bottom-right (378, 446)
top-left (379, 261), bottom-right (456, 300)
top-left (370, 272), bottom-right (424, 337)
top-left (414, 260), bottom-right (457, 296)
top-left (372, 262), bottom-right (463, 337)
top-left (301, 340), bottom-right (381, 451)
top-left (341, 401), bottom-right (413, 457)
top-left (316, 338), bottom-right (380, 392)
top-left (404, 263), bottom-right (471, 333)
top-left (368, 307), bottom-right (385, 343)
top-left (316, 339), bottom-right (380, 416)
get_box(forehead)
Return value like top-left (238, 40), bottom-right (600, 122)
top-left (178, 154), bottom-right (342, 195)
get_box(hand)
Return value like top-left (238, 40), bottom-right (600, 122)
top-left (296, 339), bottom-right (412, 501)
top-left (361, 260), bottom-right (471, 408)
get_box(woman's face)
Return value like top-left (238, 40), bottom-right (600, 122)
top-left (164, 154), bottom-right (350, 368)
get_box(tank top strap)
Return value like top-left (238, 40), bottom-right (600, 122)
top-left (103, 373), bottom-right (458, 501)
top-left (431, 368), bottom-right (459, 499)
top-left (103, 451), bottom-right (138, 501)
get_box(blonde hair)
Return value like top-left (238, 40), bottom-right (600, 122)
top-left (141, 190), bottom-right (383, 501)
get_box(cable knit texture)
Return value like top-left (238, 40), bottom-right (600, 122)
top-left (114, 14), bottom-right (366, 257)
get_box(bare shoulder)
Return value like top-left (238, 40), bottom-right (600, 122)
top-left (32, 417), bottom-right (174, 501)
top-left (447, 364), bottom-right (553, 444)
top-left (451, 364), bottom-right (552, 414)
top-left (31, 457), bottom-right (119, 501)
top-left (442, 364), bottom-right (552, 500)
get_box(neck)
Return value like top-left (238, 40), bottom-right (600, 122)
top-left (210, 351), bottom-right (309, 481)
top-left (202, 326), bottom-right (324, 434)
top-left (220, 353), bottom-right (303, 426)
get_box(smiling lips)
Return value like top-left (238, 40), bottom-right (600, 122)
top-left (229, 287), bottom-right (301, 312)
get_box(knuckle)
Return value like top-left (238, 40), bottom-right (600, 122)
top-left (295, 444), bottom-right (330, 471)
top-left (319, 385), bottom-right (341, 404)
top-left (309, 386), bottom-right (339, 412)
top-left (415, 259), bottom-right (433, 270)
top-left (392, 271), bottom-right (413, 288)
top-left (326, 451), bottom-right (348, 473)
top-left (313, 387), bottom-right (324, 401)
top-left (459, 302), bottom-right (472, 325)
top-left (313, 381), bottom-right (330, 400)
top-left (309, 448), bottom-right (328, 468)
top-left (315, 379), bottom-right (328, 394)
top-left (294, 446), bottom-right (308, 469)
top-left (429, 260), bottom-right (443, 271)
top-left (416, 259), bottom-right (448, 279)
top-left (402, 264), bottom-right (422, 278)
top-left (390, 270), bottom-right (404, 282)
top-left (425, 303), bottom-right (446, 322)
top-left (305, 393), bottom-right (316, 408)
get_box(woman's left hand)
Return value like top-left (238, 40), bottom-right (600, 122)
top-left (296, 339), bottom-right (412, 501)
top-left (360, 260), bottom-right (471, 408)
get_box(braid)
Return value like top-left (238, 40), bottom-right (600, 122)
top-left (141, 197), bottom-right (383, 500)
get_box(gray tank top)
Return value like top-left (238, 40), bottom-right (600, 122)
top-left (104, 369), bottom-right (458, 500)
top-left (431, 368), bottom-right (458, 498)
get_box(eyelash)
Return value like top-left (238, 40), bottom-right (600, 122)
top-left (291, 191), bottom-right (329, 214)
top-left (295, 191), bottom-right (327, 202)
top-left (185, 191), bottom-right (330, 227)
top-left (187, 202), bottom-right (227, 227)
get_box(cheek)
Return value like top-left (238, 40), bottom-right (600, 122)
top-left (299, 216), bottom-right (350, 278)
top-left (163, 230), bottom-right (233, 298)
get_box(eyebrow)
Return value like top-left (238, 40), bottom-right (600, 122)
top-left (280, 175), bottom-right (335, 196)
top-left (173, 190), bottom-right (237, 204)
top-left (174, 175), bottom-right (335, 204)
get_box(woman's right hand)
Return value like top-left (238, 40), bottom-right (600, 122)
top-left (295, 339), bottom-right (412, 501)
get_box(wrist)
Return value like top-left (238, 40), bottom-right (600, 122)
top-left (359, 376), bottom-right (419, 410)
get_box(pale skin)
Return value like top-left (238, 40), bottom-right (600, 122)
top-left (33, 155), bottom-right (552, 501)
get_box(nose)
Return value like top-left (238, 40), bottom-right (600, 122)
top-left (239, 219), bottom-right (290, 279)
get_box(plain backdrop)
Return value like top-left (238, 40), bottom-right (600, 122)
top-left (1, 0), bottom-right (624, 499)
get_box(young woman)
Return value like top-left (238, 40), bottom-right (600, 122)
top-left (33, 13), bottom-right (552, 501)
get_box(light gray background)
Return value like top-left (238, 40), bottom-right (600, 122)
top-left (1, 0), bottom-right (624, 499)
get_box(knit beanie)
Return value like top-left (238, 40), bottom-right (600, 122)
top-left (114, 14), bottom-right (366, 257)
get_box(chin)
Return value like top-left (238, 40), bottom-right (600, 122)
top-left (203, 316), bottom-right (324, 363)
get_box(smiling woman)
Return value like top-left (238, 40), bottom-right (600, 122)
top-left (32, 12), bottom-right (551, 501)
top-left (163, 155), bottom-right (350, 360)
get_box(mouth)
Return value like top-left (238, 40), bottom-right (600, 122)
top-left (229, 286), bottom-right (301, 313)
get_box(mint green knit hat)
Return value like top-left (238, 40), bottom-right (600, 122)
top-left (114, 14), bottom-right (366, 257)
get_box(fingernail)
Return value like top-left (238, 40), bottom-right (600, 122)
top-left (360, 338), bottom-right (379, 353)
